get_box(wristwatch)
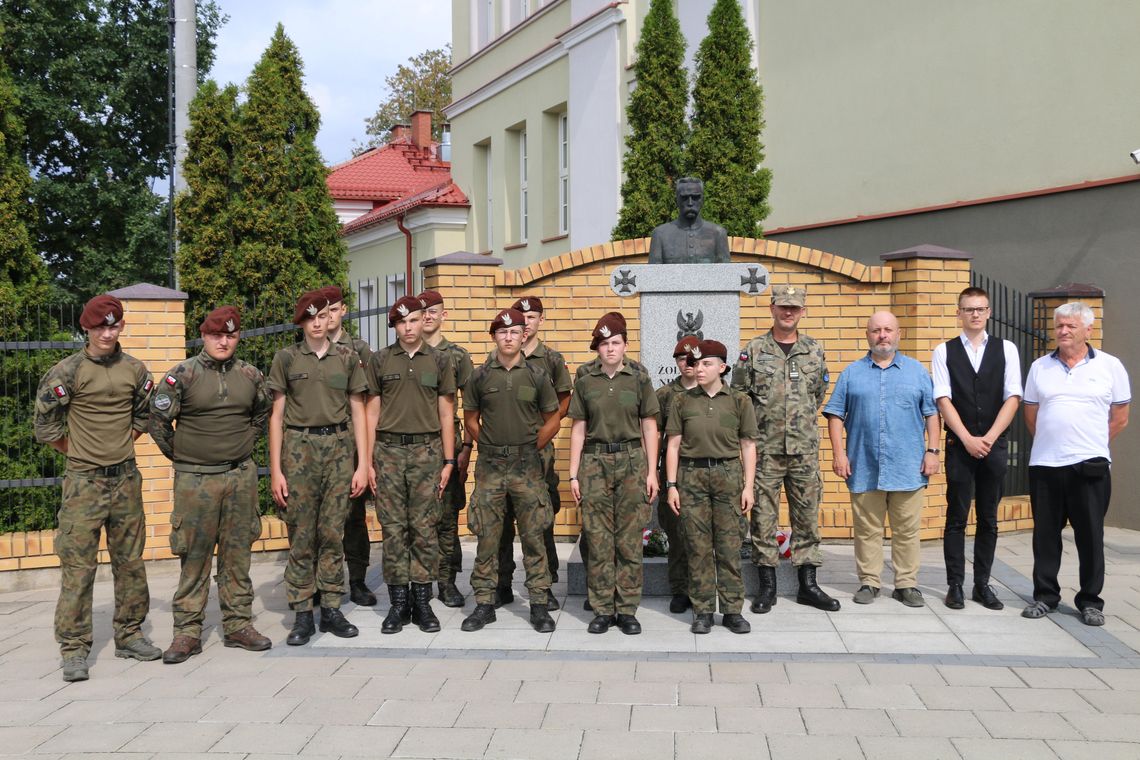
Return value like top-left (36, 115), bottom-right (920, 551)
top-left (443, 458), bottom-right (458, 466)
top-left (926, 448), bottom-right (940, 455)
top-left (665, 481), bottom-right (679, 489)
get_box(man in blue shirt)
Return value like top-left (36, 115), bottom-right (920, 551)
top-left (824, 312), bottom-right (941, 607)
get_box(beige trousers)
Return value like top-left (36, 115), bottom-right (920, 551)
top-left (851, 489), bottom-right (923, 589)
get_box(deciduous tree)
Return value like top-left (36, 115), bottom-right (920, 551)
top-left (361, 46), bottom-right (451, 150)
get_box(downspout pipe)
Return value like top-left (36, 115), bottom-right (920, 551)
top-left (396, 213), bottom-right (413, 295)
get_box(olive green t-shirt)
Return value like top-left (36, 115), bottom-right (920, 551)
top-left (364, 342), bottom-right (456, 434)
top-left (267, 341), bottom-right (366, 427)
top-left (34, 346), bottom-right (153, 471)
top-left (568, 360), bottom-right (659, 443)
top-left (665, 384), bottom-right (759, 459)
top-left (464, 355), bottom-right (559, 446)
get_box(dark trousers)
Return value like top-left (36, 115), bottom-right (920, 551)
top-left (943, 439), bottom-right (1007, 587)
top-left (1029, 463), bottom-right (1111, 611)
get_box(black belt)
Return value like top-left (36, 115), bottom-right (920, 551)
top-left (287, 423), bottom-right (347, 435)
top-left (86, 459), bottom-right (136, 477)
top-left (680, 456), bottom-right (739, 468)
top-left (377, 432), bottom-right (438, 445)
top-left (480, 443), bottom-right (536, 457)
top-left (173, 459), bottom-right (248, 474)
top-left (585, 439), bottom-right (642, 454)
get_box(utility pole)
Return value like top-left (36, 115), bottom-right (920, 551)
top-left (168, 0), bottom-right (197, 289)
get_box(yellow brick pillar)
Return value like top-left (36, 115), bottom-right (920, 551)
top-left (1028, 283), bottom-right (1106, 352)
top-left (880, 245), bottom-right (972, 539)
top-left (110, 283), bottom-right (187, 561)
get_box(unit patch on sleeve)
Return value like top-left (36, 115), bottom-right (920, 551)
top-left (53, 385), bottom-right (67, 398)
top-left (164, 375), bottom-right (177, 386)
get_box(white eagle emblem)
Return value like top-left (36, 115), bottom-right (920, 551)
top-left (501, 312), bottom-right (513, 326)
top-left (224, 319), bottom-right (235, 332)
top-left (787, 287), bottom-right (796, 295)
top-left (520, 299), bottom-right (530, 311)
top-left (306, 304), bottom-right (318, 316)
top-left (691, 346), bottom-right (702, 359)
top-left (104, 312), bottom-right (115, 325)
top-left (397, 303), bottom-right (409, 317)
top-left (599, 325), bottom-right (611, 338)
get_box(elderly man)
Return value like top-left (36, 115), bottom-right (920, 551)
top-left (824, 312), bottom-right (941, 607)
top-left (1022, 302), bottom-right (1130, 626)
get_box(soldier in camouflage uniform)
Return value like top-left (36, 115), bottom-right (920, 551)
top-left (495, 296), bottom-right (570, 610)
top-left (419, 289), bottom-right (474, 608)
top-left (149, 306), bottom-right (273, 664)
top-left (322, 285), bottom-right (378, 607)
top-left (665, 339), bottom-right (758, 635)
top-left (364, 295), bottom-right (456, 634)
top-left (34, 294), bottom-right (161, 682)
top-left (268, 291), bottom-right (369, 646)
top-left (568, 313), bottom-right (659, 635)
top-left (656, 335), bottom-right (700, 614)
top-left (731, 284), bottom-right (840, 614)
top-left (461, 308), bottom-right (561, 634)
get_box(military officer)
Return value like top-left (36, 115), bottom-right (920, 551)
top-left (732, 284), bottom-right (840, 614)
top-left (568, 312), bottom-right (659, 634)
top-left (461, 308), bottom-right (561, 633)
top-left (149, 306), bottom-right (273, 664)
top-left (268, 290), bottom-right (369, 646)
top-left (665, 339), bottom-right (758, 634)
top-left (496, 296), bottom-right (571, 610)
top-left (418, 289), bottom-right (474, 608)
top-left (656, 335), bottom-right (700, 614)
top-left (321, 285), bottom-right (378, 607)
top-left (364, 295), bottom-right (456, 634)
top-left (34, 294), bottom-right (160, 682)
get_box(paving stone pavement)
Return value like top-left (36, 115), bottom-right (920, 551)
top-left (2, 527), bottom-right (1140, 758)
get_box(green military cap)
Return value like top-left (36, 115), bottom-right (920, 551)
top-left (771, 284), bottom-right (806, 307)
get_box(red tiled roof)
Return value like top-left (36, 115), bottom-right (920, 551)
top-left (326, 139), bottom-right (455, 202)
top-left (339, 179), bottom-right (469, 236)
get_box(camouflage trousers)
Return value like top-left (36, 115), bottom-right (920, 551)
top-left (751, 452), bottom-right (823, 567)
top-left (170, 460), bottom-right (261, 638)
top-left (657, 467), bottom-right (689, 596)
top-left (581, 450), bottom-right (649, 615)
top-left (342, 446), bottom-right (371, 583)
top-left (374, 435), bottom-right (442, 585)
top-left (436, 462), bottom-right (466, 581)
top-left (55, 463), bottom-right (149, 659)
top-left (498, 443), bottom-right (560, 586)
top-left (470, 446), bottom-right (552, 606)
top-left (678, 459), bottom-right (745, 614)
top-left (281, 429), bottom-right (352, 611)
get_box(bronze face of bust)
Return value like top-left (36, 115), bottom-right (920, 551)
top-left (647, 177), bottom-right (730, 265)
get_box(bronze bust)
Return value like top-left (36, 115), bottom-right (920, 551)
top-left (647, 177), bottom-right (730, 265)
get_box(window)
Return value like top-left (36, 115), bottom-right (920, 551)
top-left (477, 0), bottom-right (495, 49)
top-left (558, 113), bottom-right (569, 235)
top-left (519, 130), bottom-right (528, 242)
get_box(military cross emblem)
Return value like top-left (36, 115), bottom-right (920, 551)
top-left (613, 269), bottom-right (637, 294)
top-left (741, 267), bottom-right (767, 294)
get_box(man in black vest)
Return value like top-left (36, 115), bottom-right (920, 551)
top-left (931, 286), bottom-right (1023, 610)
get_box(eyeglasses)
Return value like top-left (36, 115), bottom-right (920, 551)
top-left (958, 307), bottom-right (989, 315)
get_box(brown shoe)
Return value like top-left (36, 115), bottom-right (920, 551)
top-left (223, 625), bottom-right (272, 652)
top-left (162, 635), bottom-right (202, 665)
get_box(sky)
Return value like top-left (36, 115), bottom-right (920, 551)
top-left (207, 0), bottom-right (452, 166)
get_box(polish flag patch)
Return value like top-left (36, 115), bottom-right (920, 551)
top-left (53, 385), bottom-right (67, 398)
top-left (164, 375), bottom-right (177, 386)
top-left (143, 379), bottom-right (154, 392)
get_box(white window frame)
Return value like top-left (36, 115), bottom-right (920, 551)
top-left (558, 113), bottom-right (569, 235)
top-left (519, 129), bottom-right (528, 243)
top-left (478, 0), bottom-right (495, 49)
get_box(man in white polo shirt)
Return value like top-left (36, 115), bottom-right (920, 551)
top-left (1022, 302), bottom-right (1130, 626)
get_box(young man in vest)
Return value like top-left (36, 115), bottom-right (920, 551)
top-left (931, 287), bottom-right (1022, 610)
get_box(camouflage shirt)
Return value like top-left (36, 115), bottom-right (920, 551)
top-left (266, 340), bottom-right (366, 427)
top-left (364, 342), bottom-right (456, 434)
top-left (34, 346), bottom-right (153, 471)
top-left (665, 384), bottom-right (759, 460)
top-left (333, 330), bottom-right (373, 365)
top-left (567, 359), bottom-right (659, 442)
top-left (731, 331), bottom-right (829, 455)
top-left (148, 352), bottom-right (271, 464)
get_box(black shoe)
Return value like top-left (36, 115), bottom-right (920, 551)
top-left (461, 603), bottom-right (497, 632)
top-left (286, 611), bottom-right (315, 646)
top-left (583, 597), bottom-right (593, 612)
top-left (546, 590), bottom-right (561, 611)
top-left (751, 566), bottom-right (777, 614)
top-left (437, 580), bottom-right (465, 608)
top-left (318, 607), bottom-right (359, 638)
top-left (587, 614), bottom-right (615, 634)
top-left (529, 603), bottom-right (556, 633)
top-left (382, 584), bottom-right (411, 635)
top-left (796, 565), bottom-right (841, 612)
top-left (669, 594), bottom-right (692, 614)
top-left (410, 583), bottom-right (441, 632)
top-left (494, 585), bottom-right (514, 608)
top-left (945, 583), bottom-right (965, 609)
top-left (972, 584), bottom-right (1005, 611)
top-left (722, 613), bottom-right (751, 634)
top-left (691, 612), bottom-right (714, 634)
top-left (615, 614), bottom-right (641, 635)
top-left (349, 580), bottom-right (377, 607)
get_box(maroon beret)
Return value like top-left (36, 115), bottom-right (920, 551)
top-left (319, 285), bottom-right (344, 306)
top-left (417, 290), bottom-right (444, 308)
top-left (511, 296), bottom-right (543, 314)
top-left (79, 295), bottom-right (124, 330)
top-left (293, 290), bottom-right (329, 325)
top-left (489, 308), bottom-right (526, 335)
top-left (689, 339), bottom-right (728, 364)
top-left (199, 305), bottom-right (240, 335)
top-left (589, 311), bottom-right (627, 350)
top-left (388, 295), bottom-right (424, 327)
top-left (673, 335), bottom-right (700, 358)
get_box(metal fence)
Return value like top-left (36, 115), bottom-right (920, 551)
top-left (970, 270), bottom-right (1046, 496)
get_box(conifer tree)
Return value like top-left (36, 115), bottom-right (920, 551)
top-left (613, 0), bottom-right (688, 240)
top-left (685, 0), bottom-right (771, 237)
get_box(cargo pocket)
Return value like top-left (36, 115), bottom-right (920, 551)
top-left (169, 513), bottom-right (188, 557)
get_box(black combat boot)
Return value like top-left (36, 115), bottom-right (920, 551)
top-left (691, 612), bottom-right (714, 634)
top-left (461, 603), bottom-right (497, 632)
top-left (286, 611), bottom-right (315, 646)
top-left (410, 583), bottom-right (441, 633)
top-left (796, 565), bottom-right (841, 611)
top-left (494, 585), bottom-right (514, 607)
top-left (751, 566), bottom-right (777, 614)
top-left (529, 603), bottom-right (556, 633)
top-left (382, 584), bottom-right (411, 634)
top-left (437, 572), bottom-right (465, 608)
top-left (318, 606), bottom-right (359, 638)
top-left (349, 580), bottom-right (377, 606)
